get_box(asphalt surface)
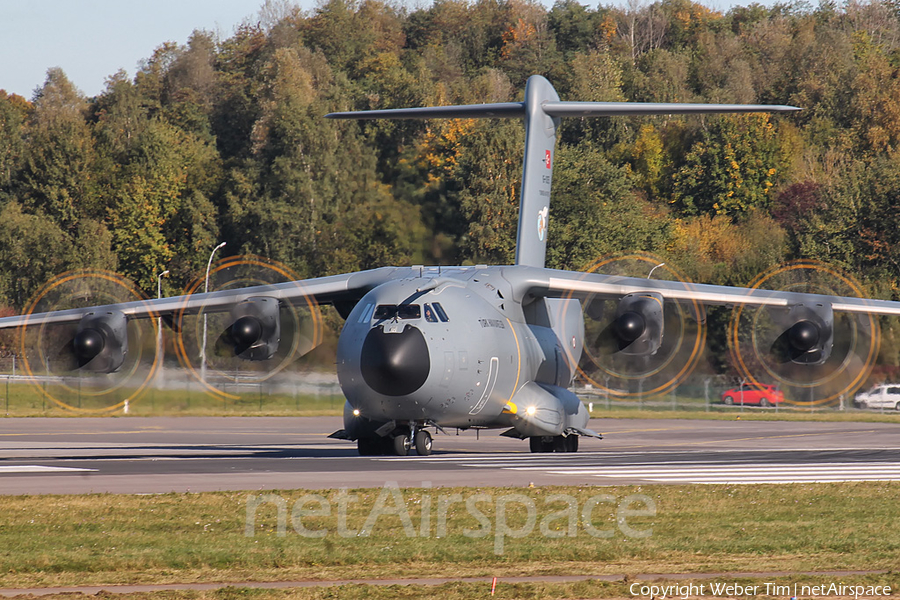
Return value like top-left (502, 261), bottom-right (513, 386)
top-left (1, 416), bottom-right (899, 494)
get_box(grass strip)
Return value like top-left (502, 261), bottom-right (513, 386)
top-left (0, 482), bottom-right (897, 590)
top-left (5, 573), bottom-right (898, 600)
top-left (0, 383), bottom-right (344, 417)
top-left (4, 382), bottom-right (900, 423)
top-left (586, 408), bottom-right (900, 423)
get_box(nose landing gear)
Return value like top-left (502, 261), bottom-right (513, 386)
top-left (357, 423), bottom-right (434, 456)
top-left (414, 429), bottom-right (433, 455)
top-left (393, 431), bottom-right (412, 456)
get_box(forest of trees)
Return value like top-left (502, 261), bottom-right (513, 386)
top-left (2, 0), bottom-right (900, 373)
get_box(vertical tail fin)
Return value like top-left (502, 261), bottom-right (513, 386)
top-left (516, 76), bottom-right (560, 268)
top-left (326, 77), bottom-right (799, 268)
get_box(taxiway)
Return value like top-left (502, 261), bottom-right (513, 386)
top-left (1, 416), bottom-right (899, 494)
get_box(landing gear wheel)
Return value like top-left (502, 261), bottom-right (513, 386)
top-left (565, 435), bottom-right (579, 452)
top-left (357, 437), bottom-right (382, 456)
top-left (529, 437), bottom-right (544, 453)
top-left (393, 433), bottom-right (411, 456)
top-left (553, 436), bottom-right (567, 452)
top-left (414, 430), bottom-right (433, 456)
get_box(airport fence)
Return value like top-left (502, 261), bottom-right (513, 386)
top-left (0, 354), bottom-right (894, 417)
top-left (0, 355), bottom-right (344, 416)
top-left (573, 374), bottom-right (894, 415)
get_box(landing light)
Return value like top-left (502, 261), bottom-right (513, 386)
top-left (353, 409), bottom-right (361, 417)
top-left (526, 406), bottom-right (537, 416)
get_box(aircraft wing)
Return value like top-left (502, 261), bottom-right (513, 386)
top-left (0, 267), bottom-right (403, 329)
top-left (521, 267), bottom-right (900, 316)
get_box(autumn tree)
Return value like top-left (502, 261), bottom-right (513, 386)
top-left (19, 69), bottom-right (96, 229)
top-left (0, 92), bottom-right (28, 200)
top-left (671, 113), bottom-right (786, 217)
top-left (0, 202), bottom-right (73, 308)
top-left (546, 143), bottom-right (670, 270)
top-left (666, 210), bottom-right (786, 286)
top-left (454, 119), bottom-right (525, 264)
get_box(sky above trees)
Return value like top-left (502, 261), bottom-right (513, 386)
top-left (1, 0), bottom-right (780, 98)
top-left (0, 0), bottom-right (261, 98)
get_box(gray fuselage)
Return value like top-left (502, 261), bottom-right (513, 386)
top-left (336, 266), bottom-right (590, 438)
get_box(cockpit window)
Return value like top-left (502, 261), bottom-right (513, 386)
top-left (373, 304), bottom-right (421, 320)
top-left (423, 304), bottom-right (438, 323)
top-left (432, 302), bottom-right (450, 322)
top-left (373, 304), bottom-right (396, 320)
top-left (397, 304), bottom-right (421, 319)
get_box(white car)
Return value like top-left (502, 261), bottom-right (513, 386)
top-left (854, 384), bottom-right (900, 410)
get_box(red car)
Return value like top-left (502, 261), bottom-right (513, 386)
top-left (721, 383), bottom-right (785, 407)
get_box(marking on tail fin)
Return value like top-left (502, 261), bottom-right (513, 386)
top-left (537, 206), bottom-right (549, 242)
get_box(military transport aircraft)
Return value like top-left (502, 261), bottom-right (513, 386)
top-left (2, 75), bottom-right (899, 456)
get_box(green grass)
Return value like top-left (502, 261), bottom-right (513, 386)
top-left (586, 406), bottom-right (900, 423)
top-left (4, 380), bottom-right (900, 423)
top-left (581, 389), bottom-right (900, 422)
top-left (1, 483), bottom-right (898, 590)
top-left (0, 381), bottom-right (345, 417)
top-left (14, 573), bottom-right (900, 600)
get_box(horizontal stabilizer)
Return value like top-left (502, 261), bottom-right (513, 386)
top-left (326, 102), bottom-right (524, 120)
top-left (541, 101), bottom-right (801, 117)
top-left (327, 100), bottom-right (800, 121)
top-left (323, 75), bottom-right (802, 271)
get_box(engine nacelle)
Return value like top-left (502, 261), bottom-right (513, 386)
top-left (72, 310), bottom-right (127, 373)
top-left (612, 292), bottom-right (664, 355)
top-left (774, 302), bottom-right (834, 365)
top-left (224, 297), bottom-right (281, 361)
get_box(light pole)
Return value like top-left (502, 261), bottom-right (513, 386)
top-left (157, 270), bottom-right (170, 300)
top-left (200, 242), bottom-right (226, 382)
top-left (156, 270), bottom-right (169, 385)
top-left (647, 262), bottom-right (665, 279)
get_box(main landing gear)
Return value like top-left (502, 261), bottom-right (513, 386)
top-left (529, 435), bottom-right (578, 453)
top-left (357, 424), bottom-right (433, 456)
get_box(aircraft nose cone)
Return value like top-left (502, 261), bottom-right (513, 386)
top-left (360, 325), bottom-right (430, 396)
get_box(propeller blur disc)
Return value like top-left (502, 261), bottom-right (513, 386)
top-left (173, 256), bottom-right (323, 401)
top-left (728, 260), bottom-right (880, 406)
top-left (565, 253), bottom-right (706, 400)
top-left (18, 270), bottom-right (159, 413)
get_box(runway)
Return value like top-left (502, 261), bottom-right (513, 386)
top-left (1, 416), bottom-right (899, 494)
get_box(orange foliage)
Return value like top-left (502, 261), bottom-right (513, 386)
top-left (599, 14), bottom-right (617, 46)
top-left (501, 18), bottom-right (538, 59)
